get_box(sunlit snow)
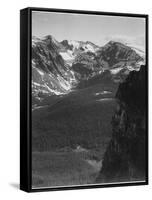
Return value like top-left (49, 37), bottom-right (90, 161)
top-left (110, 67), bottom-right (123, 74)
top-left (94, 91), bottom-right (112, 96)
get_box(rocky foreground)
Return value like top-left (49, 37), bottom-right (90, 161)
top-left (96, 65), bottom-right (147, 183)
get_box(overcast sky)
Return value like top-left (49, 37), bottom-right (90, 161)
top-left (32, 11), bottom-right (145, 49)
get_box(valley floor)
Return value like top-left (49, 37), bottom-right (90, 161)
top-left (32, 83), bottom-right (118, 188)
top-left (32, 147), bottom-right (103, 188)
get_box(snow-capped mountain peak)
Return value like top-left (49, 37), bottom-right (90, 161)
top-left (32, 35), bottom-right (145, 106)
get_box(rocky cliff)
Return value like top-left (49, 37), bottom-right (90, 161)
top-left (96, 65), bottom-right (147, 183)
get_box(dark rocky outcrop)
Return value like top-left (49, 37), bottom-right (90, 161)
top-left (96, 65), bottom-right (147, 183)
top-left (61, 40), bottom-right (74, 51)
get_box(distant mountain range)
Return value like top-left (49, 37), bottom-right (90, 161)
top-left (32, 35), bottom-right (145, 105)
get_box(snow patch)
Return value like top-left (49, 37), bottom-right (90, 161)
top-left (37, 68), bottom-right (44, 76)
top-left (44, 83), bottom-right (63, 95)
top-left (96, 98), bottom-right (114, 102)
top-left (56, 75), bottom-right (72, 91)
top-left (85, 44), bottom-right (96, 53)
top-left (68, 40), bottom-right (80, 49)
top-left (59, 52), bottom-right (74, 61)
top-left (32, 62), bottom-right (44, 76)
top-left (110, 67), bottom-right (123, 74)
top-left (94, 91), bottom-right (112, 96)
top-left (32, 81), bottom-right (43, 87)
top-left (126, 66), bottom-right (135, 71)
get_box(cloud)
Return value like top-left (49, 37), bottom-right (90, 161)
top-left (103, 35), bottom-right (145, 50)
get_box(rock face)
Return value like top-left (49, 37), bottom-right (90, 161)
top-left (96, 65), bottom-right (147, 183)
top-left (32, 36), bottom-right (77, 104)
top-left (96, 41), bottom-right (143, 68)
top-left (32, 36), bottom-right (100, 105)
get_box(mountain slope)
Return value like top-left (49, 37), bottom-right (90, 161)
top-left (71, 40), bottom-right (144, 81)
top-left (32, 36), bottom-right (77, 104)
top-left (96, 41), bottom-right (143, 68)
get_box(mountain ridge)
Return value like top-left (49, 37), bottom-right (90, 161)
top-left (32, 35), bottom-right (145, 106)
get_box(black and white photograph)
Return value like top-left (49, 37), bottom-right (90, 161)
top-left (0, 0), bottom-right (152, 198)
top-left (31, 10), bottom-right (147, 189)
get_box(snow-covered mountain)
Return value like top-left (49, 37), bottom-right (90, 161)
top-left (32, 35), bottom-right (77, 104)
top-left (32, 35), bottom-right (145, 105)
top-left (96, 41), bottom-right (144, 68)
top-left (59, 40), bottom-right (100, 65)
top-left (95, 41), bottom-right (144, 82)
